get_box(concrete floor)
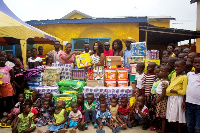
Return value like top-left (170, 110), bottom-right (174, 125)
top-left (0, 123), bottom-right (156, 133)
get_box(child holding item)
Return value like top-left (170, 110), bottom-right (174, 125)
top-left (63, 102), bottom-right (84, 133)
top-left (166, 60), bottom-right (187, 133)
top-left (36, 100), bottom-right (54, 127)
top-left (135, 63), bottom-right (145, 92)
top-left (117, 97), bottom-right (132, 129)
top-left (2, 93), bottom-right (25, 126)
top-left (153, 65), bottom-right (170, 133)
top-left (38, 100), bottom-right (68, 133)
top-left (12, 103), bottom-right (36, 133)
top-left (96, 101), bottom-right (121, 133)
top-left (84, 93), bottom-right (97, 128)
top-left (185, 57), bottom-right (200, 133)
top-left (0, 55), bottom-right (15, 118)
top-left (131, 96), bottom-right (150, 130)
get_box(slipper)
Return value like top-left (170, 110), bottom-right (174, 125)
top-left (78, 123), bottom-right (86, 131)
top-left (121, 124), bottom-right (127, 129)
top-left (112, 127), bottom-right (118, 133)
top-left (37, 129), bottom-right (44, 133)
top-left (127, 123), bottom-right (132, 128)
top-left (116, 126), bottom-right (121, 132)
top-left (69, 129), bottom-right (76, 133)
top-left (94, 123), bottom-right (98, 129)
top-left (1, 123), bottom-right (11, 128)
top-left (96, 129), bottom-right (105, 133)
top-left (60, 128), bottom-right (68, 133)
top-left (85, 124), bottom-right (88, 130)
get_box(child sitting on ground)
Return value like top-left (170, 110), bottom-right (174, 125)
top-left (32, 91), bottom-right (41, 112)
top-left (129, 88), bottom-right (140, 108)
top-left (95, 94), bottom-right (107, 111)
top-left (38, 100), bottom-right (68, 133)
top-left (131, 96), bottom-right (150, 130)
top-left (96, 101), bottom-right (121, 133)
top-left (84, 93), bottom-right (97, 128)
top-left (1, 93), bottom-right (25, 126)
top-left (135, 63), bottom-right (145, 92)
top-left (77, 94), bottom-right (85, 131)
top-left (62, 102), bottom-right (84, 133)
top-left (117, 97), bottom-right (132, 129)
top-left (109, 96), bottom-right (126, 129)
top-left (12, 103), bottom-right (36, 133)
top-left (36, 100), bottom-right (54, 127)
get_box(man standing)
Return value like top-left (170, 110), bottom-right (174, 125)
top-left (122, 37), bottom-right (136, 73)
top-left (37, 46), bottom-right (47, 65)
top-left (104, 42), bottom-right (113, 58)
top-left (47, 40), bottom-right (63, 63)
top-left (83, 42), bottom-right (91, 53)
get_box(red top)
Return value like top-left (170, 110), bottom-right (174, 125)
top-left (104, 49), bottom-right (113, 58)
top-left (118, 104), bottom-right (131, 115)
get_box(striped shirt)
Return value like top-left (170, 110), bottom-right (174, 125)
top-left (37, 54), bottom-right (47, 65)
top-left (142, 73), bottom-right (156, 96)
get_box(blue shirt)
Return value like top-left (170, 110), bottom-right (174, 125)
top-left (124, 49), bottom-right (132, 73)
top-left (96, 110), bottom-right (111, 121)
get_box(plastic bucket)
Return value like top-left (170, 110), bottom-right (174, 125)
top-left (118, 80), bottom-right (129, 87)
top-left (117, 68), bottom-right (129, 80)
top-left (105, 68), bottom-right (116, 81)
top-left (130, 63), bottom-right (137, 74)
top-left (105, 80), bottom-right (117, 87)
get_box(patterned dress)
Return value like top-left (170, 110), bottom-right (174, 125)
top-left (17, 113), bottom-right (35, 133)
top-left (36, 107), bottom-right (53, 127)
top-left (96, 110), bottom-right (112, 125)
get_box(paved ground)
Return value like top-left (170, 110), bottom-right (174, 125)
top-left (0, 123), bottom-right (156, 133)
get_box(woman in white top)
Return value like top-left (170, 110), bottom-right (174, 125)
top-left (90, 41), bottom-right (104, 66)
top-left (28, 48), bottom-right (42, 69)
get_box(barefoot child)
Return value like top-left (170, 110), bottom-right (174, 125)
top-left (63, 102), bottom-right (83, 133)
top-left (36, 100), bottom-right (54, 127)
top-left (12, 103), bottom-right (36, 133)
top-left (166, 59), bottom-right (187, 133)
top-left (117, 97), bottom-right (132, 129)
top-left (39, 100), bottom-right (68, 133)
top-left (77, 94), bottom-right (85, 131)
top-left (96, 102), bottom-right (121, 133)
top-left (131, 96), bottom-right (150, 130)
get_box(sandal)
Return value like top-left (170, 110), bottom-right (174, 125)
top-left (121, 124), bottom-right (127, 129)
top-left (94, 123), bottom-right (98, 129)
top-left (96, 129), bottom-right (105, 133)
top-left (116, 126), bottom-right (121, 132)
top-left (69, 129), bottom-right (76, 133)
top-left (1, 123), bottom-right (11, 128)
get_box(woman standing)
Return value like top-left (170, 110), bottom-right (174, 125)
top-left (112, 39), bottom-right (123, 57)
top-left (91, 41), bottom-right (104, 66)
top-left (60, 43), bottom-right (77, 64)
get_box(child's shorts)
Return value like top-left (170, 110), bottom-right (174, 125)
top-left (8, 108), bottom-right (20, 117)
top-left (122, 115), bottom-right (129, 120)
top-left (0, 83), bottom-right (14, 97)
top-left (65, 120), bottom-right (78, 128)
top-left (134, 114), bottom-right (144, 124)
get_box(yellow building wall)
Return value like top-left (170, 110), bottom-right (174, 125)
top-left (67, 13), bottom-right (88, 19)
top-left (148, 20), bottom-right (170, 28)
top-left (34, 23), bottom-right (139, 54)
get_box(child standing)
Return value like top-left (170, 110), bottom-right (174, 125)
top-left (141, 62), bottom-right (156, 103)
top-left (0, 55), bottom-right (15, 118)
top-left (63, 102), bottom-right (83, 133)
top-left (12, 103), bottom-right (36, 133)
top-left (39, 100), bottom-right (68, 133)
top-left (28, 48), bottom-right (42, 69)
top-left (96, 102), bottom-right (121, 133)
top-left (117, 97), bottom-right (132, 128)
top-left (36, 100), bottom-right (54, 127)
top-left (185, 57), bottom-right (200, 133)
top-left (166, 60), bottom-right (187, 133)
top-left (167, 57), bottom-right (177, 80)
top-left (154, 65), bottom-right (170, 133)
top-left (131, 96), bottom-right (150, 130)
top-left (84, 93), bottom-right (97, 128)
top-left (135, 63), bottom-right (145, 92)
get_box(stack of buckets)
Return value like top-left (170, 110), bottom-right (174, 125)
top-left (130, 63), bottom-right (138, 87)
top-left (105, 68), bottom-right (129, 87)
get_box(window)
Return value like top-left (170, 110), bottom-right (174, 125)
top-left (72, 38), bottom-right (110, 51)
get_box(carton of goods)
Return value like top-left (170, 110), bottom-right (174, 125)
top-left (86, 79), bottom-right (104, 87)
top-left (76, 53), bottom-right (92, 68)
top-left (144, 59), bottom-right (160, 72)
top-left (127, 56), bottom-right (144, 63)
top-left (130, 63), bottom-right (137, 74)
top-left (106, 56), bottom-right (121, 66)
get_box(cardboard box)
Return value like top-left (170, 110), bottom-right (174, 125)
top-left (144, 59), bottom-right (160, 73)
top-left (86, 79), bottom-right (104, 87)
top-left (106, 56), bottom-right (121, 66)
top-left (127, 56), bottom-right (144, 63)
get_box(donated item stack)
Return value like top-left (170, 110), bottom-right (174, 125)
top-left (56, 79), bottom-right (85, 114)
top-left (72, 69), bottom-right (86, 80)
top-left (52, 63), bottom-right (73, 80)
top-left (35, 86), bottom-right (59, 100)
top-left (87, 66), bottom-right (104, 87)
top-left (145, 50), bottom-right (160, 72)
top-left (42, 67), bottom-right (61, 86)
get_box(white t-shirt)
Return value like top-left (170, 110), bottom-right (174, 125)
top-left (186, 72), bottom-right (200, 105)
top-left (156, 80), bottom-right (169, 94)
top-left (135, 72), bottom-right (145, 89)
top-left (28, 57), bottom-right (42, 69)
top-left (5, 61), bottom-right (15, 68)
